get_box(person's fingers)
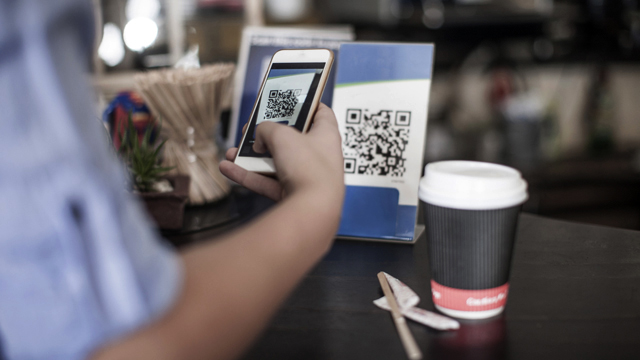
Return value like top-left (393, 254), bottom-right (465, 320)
top-left (252, 121), bottom-right (297, 155)
top-left (225, 147), bottom-right (238, 162)
top-left (219, 160), bottom-right (283, 201)
top-left (308, 103), bottom-right (339, 134)
top-left (242, 122), bottom-right (248, 136)
top-left (307, 104), bottom-right (341, 152)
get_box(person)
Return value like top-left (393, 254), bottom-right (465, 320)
top-left (0, 0), bottom-right (345, 359)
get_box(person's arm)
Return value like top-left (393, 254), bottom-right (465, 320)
top-left (92, 103), bottom-right (345, 360)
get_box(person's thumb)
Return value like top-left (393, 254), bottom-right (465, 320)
top-left (252, 121), bottom-right (296, 155)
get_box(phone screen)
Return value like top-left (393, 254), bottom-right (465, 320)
top-left (238, 62), bottom-right (325, 157)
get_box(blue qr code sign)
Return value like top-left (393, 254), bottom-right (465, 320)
top-left (342, 109), bottom-right (410, 177)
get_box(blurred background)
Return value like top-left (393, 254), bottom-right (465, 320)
top-left (92, 0), bottom-right (640, 230)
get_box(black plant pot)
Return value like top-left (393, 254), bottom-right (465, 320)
top-left (140, 175), bottom-right (190, 230)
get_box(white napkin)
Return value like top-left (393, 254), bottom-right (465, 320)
top-left (374, 272), bottom-right (460, 331)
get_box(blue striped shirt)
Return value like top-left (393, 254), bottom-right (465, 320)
top-left (0, 0), bottom-right (182, 358)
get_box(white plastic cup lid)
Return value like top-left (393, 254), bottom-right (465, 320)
top-left (419, 161), bottom-right (528, 210)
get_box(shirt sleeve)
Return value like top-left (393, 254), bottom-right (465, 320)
top-left (0, 1), bottom-right (183, 359)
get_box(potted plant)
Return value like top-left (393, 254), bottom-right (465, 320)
top-left (118, 116), bottom-right (190, 230)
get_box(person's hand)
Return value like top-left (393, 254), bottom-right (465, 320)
top-left (219, 103), bottom-right (344, 203)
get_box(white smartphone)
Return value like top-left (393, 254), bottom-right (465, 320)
top-left (234, 48), bottom-right (334, 174)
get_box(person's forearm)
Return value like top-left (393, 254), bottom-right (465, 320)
top-left (92, 187), bottom-right (343, 360)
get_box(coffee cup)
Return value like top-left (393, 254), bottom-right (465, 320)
top-left (419, 161), bottom-right (528, 319)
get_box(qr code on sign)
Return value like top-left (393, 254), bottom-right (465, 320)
top-left (265, 89), bottom-right (300, 119)
top-left (343, 109), bottom-right (411, 177)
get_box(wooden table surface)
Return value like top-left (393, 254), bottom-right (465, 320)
top-left (167, 191), bottom-right (640, 359)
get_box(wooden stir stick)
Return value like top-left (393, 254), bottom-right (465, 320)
top-left (377, 272), bottom-right (423, 360)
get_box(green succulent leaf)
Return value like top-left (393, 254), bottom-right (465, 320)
top-left (117, 112), bottom-right (173, 192)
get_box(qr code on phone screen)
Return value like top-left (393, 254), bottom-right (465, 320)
top-left (265, 89), bottom-right (301, 119)
top-left (343, 109), bottom-right (411, 177)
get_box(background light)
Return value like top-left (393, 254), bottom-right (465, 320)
top-left (125, 0), bottom-right (161, 20)
top-left (123, 17), bottom-right (158, 52)
top-left (265, 0), bottom-right (309, 22)
top-left (98, 23), bottom-right (125, 67)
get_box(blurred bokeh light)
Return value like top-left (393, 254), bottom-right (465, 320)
top-left (98, 22), bottom-right (125, 67)
top-left (123, 17), bottom-right (159, 52)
